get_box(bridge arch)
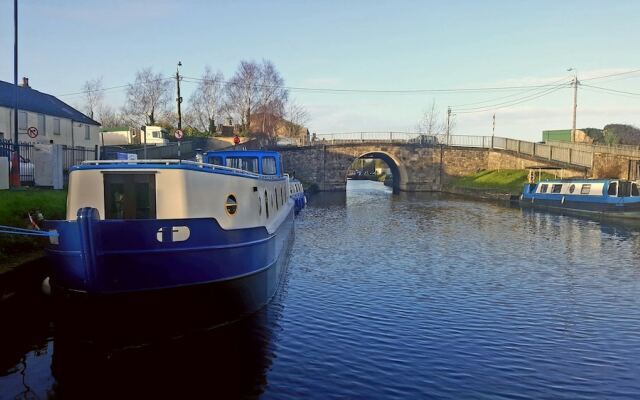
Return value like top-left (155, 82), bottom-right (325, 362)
top-left (348, 151), bottom-right (406, 194)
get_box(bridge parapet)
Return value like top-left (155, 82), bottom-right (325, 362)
top-left (287, 133), bottom-right (594, 168)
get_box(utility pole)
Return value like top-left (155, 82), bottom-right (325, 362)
top-left (11, 0), bottom-right (20, 187)
top-left (176, 61), bottom-right (183, 130)
top-left (492, 113), bottom-right (496, 148)
top-left (571, 76), bottom-right (578, 143)
top-left (568, 68), bottom-right (578, 143)
top-left (446, 106), bottom-right (451, 145)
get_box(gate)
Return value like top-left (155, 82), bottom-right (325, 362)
top-left (0, 139), bottom-right (35, 185)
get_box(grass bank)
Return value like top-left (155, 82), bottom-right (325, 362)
top-left (0, 188), bottom-right (66, 271)
top-left (446, 169), bottom-right (556, 197)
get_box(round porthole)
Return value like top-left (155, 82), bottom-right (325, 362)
top-left (225, 194), bottom-right (237, 215)
top-left (569, 184), bottom-right (575, 194)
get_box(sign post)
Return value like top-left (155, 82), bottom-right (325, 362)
top-left (175, 129), bottom-right (183, 161)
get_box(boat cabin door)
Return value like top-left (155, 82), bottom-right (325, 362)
top-left (104, 173), bottom-right (157, 219)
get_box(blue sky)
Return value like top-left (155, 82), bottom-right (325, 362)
top-left (1, 0), bottom-right (639, 141)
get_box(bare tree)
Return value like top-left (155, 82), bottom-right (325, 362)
top-left (417, 99), bottom-right (444, 135)
top-left (99, 104), bottom-right (127, 128)
top-left (188, 67), bottom-right (225, 134)
top-left (256, 60), bottom-right (288, 136)
top-left (124, 68), bottom-right (172, 126)
top-left (226, 61), bottom-right (261, 133)
top-left (283, 101), bottom-right (310, 138)
top-left (83, 77), bottom-right (104, 120)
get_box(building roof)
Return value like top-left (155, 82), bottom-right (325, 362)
top-left (0, 80), bottom-right (100, 126)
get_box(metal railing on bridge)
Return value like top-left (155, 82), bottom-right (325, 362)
top-left (287, 133), bottom-right (594, 168)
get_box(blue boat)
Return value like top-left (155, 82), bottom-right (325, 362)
top-left (521, 178), bottom-right (640, 218)
top-left (288, 178), bottom-right (306, 215)
top-left (45, 150), bottom-right (294, 323)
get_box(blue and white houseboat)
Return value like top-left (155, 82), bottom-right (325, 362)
top-left (45, 150), bottom-right (294, 323)
top-left (521, 178), bottom-right (640, 218)
top-left (288, 178), bottom-right (306, 214)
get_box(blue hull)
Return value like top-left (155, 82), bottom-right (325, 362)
top-left (45, 208), bottom-right (294, 315)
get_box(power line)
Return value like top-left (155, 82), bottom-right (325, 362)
top-left (581, 83), bottom-right (640, 96)
top-left (57, 77), bottom-right (175, 97)
top-left (451, 77), bottom-right (572, 108)
top-left (453, 84), bottom-right (568, 114)
top-left (581, 68), bottom-right (640, 82)
top-left (182, 75), bottom-right (571, 94)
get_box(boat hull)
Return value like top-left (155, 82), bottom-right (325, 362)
top-left (519, 197), bottom-right (640, 219)
top-left (45, 207), bottom-right (294, 321)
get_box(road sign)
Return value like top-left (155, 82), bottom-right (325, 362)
top-left (27, 126), bottom-right (38, 138)
top-left (174, 129), bottom-right (184, 140)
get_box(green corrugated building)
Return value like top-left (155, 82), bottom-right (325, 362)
top-left (542, 129), bottom-right (572, 143)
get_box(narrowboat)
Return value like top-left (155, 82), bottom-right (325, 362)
top-left (520, 178), bottom-right (640, 218)
top-left (288, 178), bottom-right (306, 214)
top-left (45, 150), bottom-right (294, 323)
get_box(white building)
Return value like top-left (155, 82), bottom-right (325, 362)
top-left (0, 78), bottom-right (101, 147)
top-left (101, 126), bottom-right (168, 146)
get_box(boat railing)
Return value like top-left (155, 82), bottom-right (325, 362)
top-left (80, 159), bottom-right (285, 180)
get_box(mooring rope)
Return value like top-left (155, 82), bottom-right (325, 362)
top-left (0, 225), bottom-right (58, 238)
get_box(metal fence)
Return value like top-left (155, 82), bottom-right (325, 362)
top-left (297, 133), bottom-right (594, 168)
top-left (0, 139), bottom-right (35, 184)
top-left (62, 145), bottom-right (98, 174)
top-left (545, 140), bottom-right (640, 158)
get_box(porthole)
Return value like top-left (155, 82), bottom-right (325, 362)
top-left (569, 184), bottom-right (575, 194)
top-left (225, 194), bottom-right (238, 216)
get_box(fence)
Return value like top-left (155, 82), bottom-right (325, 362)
top-left (0, 139), bottom-right (35, 184)
top-left (298, 133), bottom-right (594, 168)
top-left (62, 145), bottom-right (98, 175)
top-left (0, 140), bottom-right (97, 186)
top-left (545, 140), bottom-right (640, 159)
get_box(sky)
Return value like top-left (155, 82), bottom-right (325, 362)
top-left (1, 0), bottom-right (639, 141)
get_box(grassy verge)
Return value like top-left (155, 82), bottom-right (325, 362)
top-left (0, 188), bottom-right (67, 270)
top-left (447, 169), bottom-right (556, 195)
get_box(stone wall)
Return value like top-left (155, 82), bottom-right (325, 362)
top-left (592, 153), bottom-right (640, 179)
top-left (487, 151), bottom-right (587, 177)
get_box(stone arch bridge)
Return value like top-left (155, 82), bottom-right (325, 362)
top-left (279, 140), bottom-right (592, 192)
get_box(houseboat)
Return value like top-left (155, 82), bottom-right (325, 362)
top-left (289, 178), bottom-right (306, 214)
top-left (520, 178), bottom-right (640, 218)
top-left (45, 150), bottom-right (294, 323)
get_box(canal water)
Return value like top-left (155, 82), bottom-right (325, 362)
top-left (1, 180), bottom-right (640, 399)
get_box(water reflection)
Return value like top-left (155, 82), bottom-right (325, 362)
top-left (51, 300), bottom-right (283, 399)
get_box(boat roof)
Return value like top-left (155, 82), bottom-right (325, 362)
top-left (537, 178), bottom-right (635, 184)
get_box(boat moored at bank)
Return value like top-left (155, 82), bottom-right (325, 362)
top-left (288, 178), bottom-right (306, 214)
top-left (45, 150), bottom-right (294, 321)
top-left (521, 178), bottom-right (640, 218)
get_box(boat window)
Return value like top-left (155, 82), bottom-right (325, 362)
top-left (104, 174), bottom-right (156, 220)
top-left (539, 184), bottom-right (548, 193)
top-left (264, 190), bottom-right (269, 219)
top-left (551, 184), bottom-right (562, 193)
top-left (275, 188), bottom-right (279, 210)
top-left (226, 157), bottom-right (259, 173)
top-left (569, 184), bottom-right (575, 194)
top-left (207, 156), bottom-right (223, 166)
top-left (262, 157), bottom-right (277, 175)
top-left (580, 184), bottom-right (591, 195)
top-left (620, 181), bottom-right (631, 197)
top-left (608, 182), bottom-right (618, 196)
top-left (633, 183), bottom-right (639, 196)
